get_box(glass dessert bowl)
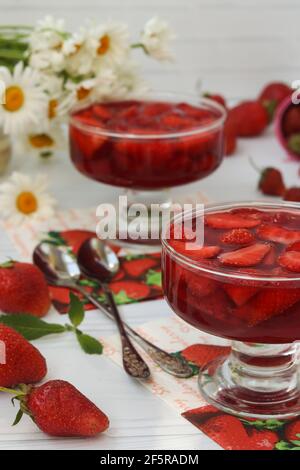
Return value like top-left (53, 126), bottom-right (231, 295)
top-left (162, 201), bottom-right (300, 419)
top-left (69, 92), bottom-right (226, 244)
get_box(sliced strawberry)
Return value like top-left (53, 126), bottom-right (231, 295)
top-left (205, 213), bottom-right (261, 229)
top-left (169, 240), bottom-right (220, 259)
top-left (223, 284), bottom-right (259, 306)
top-left (220, 229), bottom-right (255, 245)
top-left (235, 288), bottom-right (300, 326)
top-left (263, 245), bottom-right (276, 266)
top-left (187, 272), bottom-right (217, 298)
top-left (92, 104), bottom-right (111, 121)
top-left (71, 128), bottom-right (108, 160)
top-left (123, 258), bottom-right (157, 278)
top-left (193, 290), bottom-right (232, 320)
top-left (286, 241), bottom-right (300, 252)
top-left (257, 224), bottom-right (300, 245)
top-left (278, 251), bottom-right (300, 273)
top-left (219, 243), bottom-right (270, 267)
top-left (142, 102), bottom-right (172, 118)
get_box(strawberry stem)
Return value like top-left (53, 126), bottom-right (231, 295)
top-left (0, 386), bottom-right (24, 395)
top-left (248, 156), bottom-right (263, 174)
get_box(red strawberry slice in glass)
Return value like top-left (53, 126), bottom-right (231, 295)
top-left (220, 228), bottom-right (255, 245)
top-left (71, 128), bottom-right (108, 160)
top-left (219, 243), bottom-right (270, 267)
top-left (257, 224), bottom-right (300, 245)
top-left (235, 288), bottom-right (300, 326)
top-left (205, 213), bottom-right (261, 229)
top-left (169, 240), bottom-right (221, 260)
top-left (223, 284), bottom-right (259, 306)
top-left (278, 251), bottom-right (300, 272)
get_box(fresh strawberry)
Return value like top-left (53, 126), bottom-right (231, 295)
top-left (220, 228), bottom-right (255, 245)
top-left (204, 93), bottom-right (227, 108)
top-left (258, 167), bottom-right (286, 197)
top-left (235, 288), bottom-right (300, 326)
top-left (123, 258), bottom-right (157, 278)
top-left (257, 224), bottom-right (300, 245)
top-left (278, 251), bottom-right (300, 272)
top-left (218, 243), bottom-right (270, 267)
top-left (229, 101), bottom-right (268, 137)
top-left (285, 420), bottom-right (300, 442)
top-left (258, 82), bottom-right (292, 120)
top-left (286, 241), bottom-right (300, 252)
top-left (223, 284), bottom-right (259, 306)
top-left (0, 261), bottom-right (50, 317)
top-left (0, 380), bottom-right (109, 437)
top-left (205, 213), bottom-right (261, 229)
top-left (181, 344), bottom-right (231, 369)
top-left (61, 230), bottom-right (93, 255)
top-left (0, 325), bottom-right (47, 387)
top-left (263, 245), bottom-right (277, 265)
top-left (110, 281), bottom-right (150, 301)
top-left (284, 187), bottom-right (300, 202)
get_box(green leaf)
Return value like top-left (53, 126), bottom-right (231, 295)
top-left (79, 278), bottom-right (99, 288)
top-left (0, 260), bottom-right (14, 268)
top-left (146, 270), bottom-right (162, 287)
top-left (0, 314), bottom-right (66, 340)
top-left (75, 330), bottom-right (103, 355)
top-left (290, 440), bottom-right (300, 446)
top-left (68, 292), bottom-right (85, 327)
top-left (275, 440), bottom-right (293, 451)
top-left (12, 409), bottom-right (23, 426)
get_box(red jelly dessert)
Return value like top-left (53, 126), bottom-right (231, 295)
top-left (69, 97), bottom-right (225, 190)
top-left (162, 203), bottom-right (300, 344)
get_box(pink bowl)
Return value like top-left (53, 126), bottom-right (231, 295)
top-left (275, 95), bottom-right (300, 160)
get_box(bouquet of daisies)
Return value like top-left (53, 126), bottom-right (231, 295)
top-left (0, 16), bottom-right (175, 158)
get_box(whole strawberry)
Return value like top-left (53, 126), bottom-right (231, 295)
top-left (258, 167), bottom-right (286, 197)
top-left (0, 261), bottom-right (50, 317)
top-left (0, 324), bottom-right (47, 387)
top-left (284, 187), bottom-right (300, 202)
top-left (229, 101), bottom-right (268, 137)
top-left (258, 82), bottom-right (292, 120)
top-left (1, 380), bottom-right (109, 437)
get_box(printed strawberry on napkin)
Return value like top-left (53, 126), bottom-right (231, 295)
top-left (45, 230), bottom-right (162, 313)
top-left (102, 316), bottom-right (300, 451)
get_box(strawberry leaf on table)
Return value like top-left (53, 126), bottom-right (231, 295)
top-left (113, 290), bottom-right (135, 305)
top-left (68, 292), bottom-right (85, 327)
top-left (0, 314), bottom-right (66, 340)
top-left (276, 440), bottom-right (300, 450)
top-left (75, 330), bottom-right (103, 355)
top-left (78, 278), bottom-right (99, 288)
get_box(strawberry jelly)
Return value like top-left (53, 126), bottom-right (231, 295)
top-left (162, 205), bottom-right (300, 344)
top-left (69, 99), bottom-right (224, 190)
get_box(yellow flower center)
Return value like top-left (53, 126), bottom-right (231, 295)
top-left (76, 87), bottom-right (91, 101)
top-left (29, 134), bottom-right (54, 149)
top-left (48, 99), bottom-right (58, 119)
top-left (3, 86), bottom-right (24, 112)
top-left (16, 191), bottom-right (38, 215)
top-left (97, 35), bottom-right (110, 55)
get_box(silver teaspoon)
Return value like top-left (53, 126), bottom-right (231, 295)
top-left (33, 241), bottom-right (193, 378)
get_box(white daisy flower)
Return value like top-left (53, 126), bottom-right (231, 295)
top-left (29, 49), bottom-right (65, 73)
top-left (0, 172), bottom-right (57, 224)
top-left (0, 62), bottom-right (48, 135)
top-left (63, 29), bottom-right (94, 76)
top-left (111, 61), bottom-right (149, 99)
top-left (29, 15), bottom-right (66, 52)
top-left (16, 124), bottom-right (65, 159)
top-left (141, 17), bottom-right (175, 62)
top-left (89, 21), bottom-right (130, 69)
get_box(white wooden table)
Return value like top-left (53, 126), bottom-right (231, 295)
top-left (0, 127), bottom-right (298, 450)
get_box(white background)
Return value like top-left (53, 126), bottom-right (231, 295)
top-left (0, 0), bottom-right (299, 99)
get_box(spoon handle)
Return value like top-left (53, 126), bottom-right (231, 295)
top-left (75, 283), bottom-right (150, 379)
top-left (75, 284), bottom-right (193, 378)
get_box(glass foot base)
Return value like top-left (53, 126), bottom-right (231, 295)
top-left (199, 351), bottom-right (300, 420)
